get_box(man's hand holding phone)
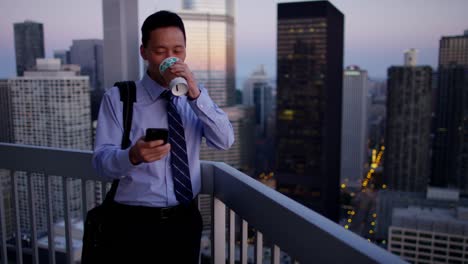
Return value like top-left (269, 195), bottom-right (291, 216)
top-left (129, 128), bottom-right (170, 165)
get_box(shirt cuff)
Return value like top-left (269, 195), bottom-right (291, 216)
top-left (116, 147), bottom-right (142, 178)
top-left (187, 88), bottom-right (201, 101)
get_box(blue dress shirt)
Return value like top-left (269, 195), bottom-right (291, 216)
top-left (92, 73), bottom-right (234, 207)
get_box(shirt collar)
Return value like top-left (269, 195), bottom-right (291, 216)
top-left (141, 71), bottom-right (169, 101)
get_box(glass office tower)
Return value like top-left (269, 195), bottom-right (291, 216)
top-left (275, 1), bottom-right (344, 221)
top-left (14, 21), bottom-right (45, 76)
top-left (179, 0), bottom-right (236, 107)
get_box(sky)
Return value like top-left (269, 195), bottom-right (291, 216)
top-left (1, 0), bottom-right (467, 85)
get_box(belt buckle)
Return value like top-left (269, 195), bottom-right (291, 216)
top-left (160, 207), bottom-right (172, 220)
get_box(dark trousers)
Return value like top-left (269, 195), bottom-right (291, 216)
top-left (103, 201), bottom-right (203, 264)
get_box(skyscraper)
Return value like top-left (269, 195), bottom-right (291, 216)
top-left (243, 65), bottom-right (274, 137)
top-left (432, 31), bottom-right (468, 194)
top-left (183, 0), bottom-right (235, 15)
top-left (70, 39), bottom-right (105, 122)
top-left (385, 54), bottom-right (432, 192)
top-left (179, 0), bottom-right (236, 107)
top-left (70, 39), bottom-right (104, 91)
top-left (368, 79), bottom-right (387, 148)
top-left (10, 59), bottom-right (91, 149)
top-left (341, 66), bottom-right (368, 187)
top-left (275, 1), bottom-right (344, 221)
top-left (439, 30), bottom-right (468, 67)
top-left (179, 0), bottom-right (253, 172)
top-left (243, 65), bottom-right (275, 174)
top-left (102, 0), bottom-right (139, 89)
top-left (7, 58), bottom-right (92, 234)
top-left (13, 21), bottom-right (45, 76)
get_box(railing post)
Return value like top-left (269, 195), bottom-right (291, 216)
top-left (272, 245), bottom-right (280, 264)
top-left (62, 177), bottom-right (73, 264)
top-left (213, 198), bottom-right (226, 264)
top-left (0, 170), bottom-right (8, 264)
top-left (11, 171), bottom-right (23, 264)
top-left (100, 182), bottom-right (107, 204)
top-left (229, 210), bottom-right (235, 264)
top-left (81, 180), bottom-right (88, 221)
top-left (27, 172), bottom-right (39, 264)
top-left (255, 231), bottom-right (263, 263)
top-left (45, 175), bottom-right (56, 264)
top-left (240, 219), bottom-right (248, 264)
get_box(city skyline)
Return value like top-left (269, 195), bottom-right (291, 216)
top-left (0, 0), bottom-right (467, 82)
top-left (0, 0), bottom-right (468, 262)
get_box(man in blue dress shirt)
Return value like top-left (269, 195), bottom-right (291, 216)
top-left (92, 10), bottom-right (234, 263)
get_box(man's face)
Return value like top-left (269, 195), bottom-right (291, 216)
top-left (140, 26), bottom-right (186, 85)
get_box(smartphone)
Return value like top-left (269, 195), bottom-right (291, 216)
top-left (144, 128), bottom-right (169, 144)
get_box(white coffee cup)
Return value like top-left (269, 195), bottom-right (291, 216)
top-left (158, 57), bottom-right (189, 96)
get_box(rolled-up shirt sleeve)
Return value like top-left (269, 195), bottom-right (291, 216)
top-left (188, 86), bottom-right (234, 150)
top-left (92, 89), bottom-right (143, 179)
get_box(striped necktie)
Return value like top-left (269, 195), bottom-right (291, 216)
top-left (162, 90), bottom-right (193, 204)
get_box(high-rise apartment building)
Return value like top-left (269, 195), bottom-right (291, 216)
top-left (385, 53), bottom-right (432, 192)
top-left (102, 0), bottom-right (139, 89)
top-left (275, 1), bottom-right (344, 221)
top-left (10, 59), bottom-right (91, 149)
top-left (7, 58), bottom-right (92, 235)
top-left (341, 66), bottom-right (368, 187)
top-left (13, 21), bottom-right (45, 76)
top-left (432, 31), bottom-right (468, 195)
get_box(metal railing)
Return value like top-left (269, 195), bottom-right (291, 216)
top-left (0, 143), bottom-right (406, 264)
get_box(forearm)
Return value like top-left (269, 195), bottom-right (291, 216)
top-left (92, 145), bottom-right (136, 179)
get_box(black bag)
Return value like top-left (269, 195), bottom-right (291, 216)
top-left (81, 81), bottom-right (136, 263)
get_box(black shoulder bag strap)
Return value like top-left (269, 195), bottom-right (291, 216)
top-left (103, 81), bottom-right (136, 204)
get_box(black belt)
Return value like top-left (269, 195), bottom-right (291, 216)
top-left (113, 199), bottom-right (197, 221)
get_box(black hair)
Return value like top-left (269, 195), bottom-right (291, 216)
top-left (141, 10), bottom-right (186, 47)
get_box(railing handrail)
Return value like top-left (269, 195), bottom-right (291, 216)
top-left (0, 142), bottom-right (105, 182)
top-left (0, 143), bottom-right (406, 264)
top-left (201, 161), bottom-right (406, 264)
